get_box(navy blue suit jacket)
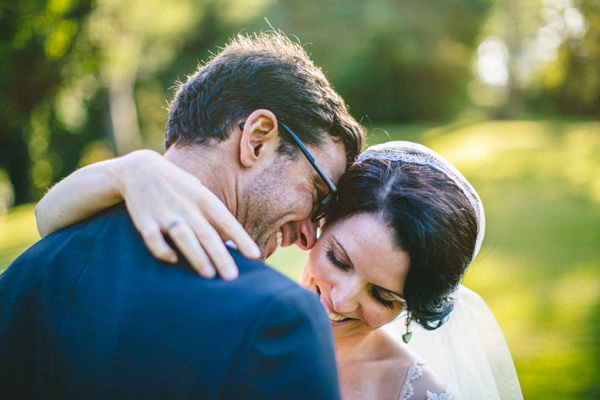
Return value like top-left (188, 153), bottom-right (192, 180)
top-left (0, 207), bottom-right (340, 399)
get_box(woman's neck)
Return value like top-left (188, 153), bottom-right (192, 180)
top-left (334, 331), bottom-right (377, 366)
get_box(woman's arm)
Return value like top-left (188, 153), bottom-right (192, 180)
top-left (36, 156), bottom-right (127, 238)
top-left (36, 150), bottom-right (260, 279)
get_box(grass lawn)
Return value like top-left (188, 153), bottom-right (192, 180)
top-left (0, 203), bottom-right (40, 269)
top-left (2, 118), bottom-right (599, 399)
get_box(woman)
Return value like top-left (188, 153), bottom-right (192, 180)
top-left (36, 141), bottom-right (522, 399)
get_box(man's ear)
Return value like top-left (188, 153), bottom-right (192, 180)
top-left (239, 109), bottom-right (280, 168)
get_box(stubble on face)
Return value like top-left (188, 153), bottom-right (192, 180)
top-left (239, 157), bottom-right (294, 258)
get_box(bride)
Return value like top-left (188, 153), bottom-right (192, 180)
top-left (36, 141), bottom-right (523, 399)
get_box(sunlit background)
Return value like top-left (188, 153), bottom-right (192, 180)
top-left (1, 0), bottom-right (599, 398)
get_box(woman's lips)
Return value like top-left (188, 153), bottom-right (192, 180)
top-left (326, 309), bottom-right (349, 322)
top-left (316, 287), bottom-right (354, 324)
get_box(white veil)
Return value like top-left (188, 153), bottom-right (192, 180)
top-left (383, 287), bottom-right (523, 400)
top-left (359, 141), bottom-right (523, 399)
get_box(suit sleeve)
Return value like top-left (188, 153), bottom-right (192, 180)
top-left (221, 286), bottom-right (341, 400)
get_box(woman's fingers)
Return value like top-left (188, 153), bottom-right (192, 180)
top-left (197, 189), bottom-right (261, 260)
top-left (138, 222), bottom-right (179, 264)
top-left (168, 221), bottom-right (217, 279)
top-left (136, 214), bottom-right (239, 280)
top-left (188, 218), bottom-right (240, 280)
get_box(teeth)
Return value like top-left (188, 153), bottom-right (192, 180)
top-left (326, 310), bottom-right (347, 322)
top-left (276, 229), bottom-right (283, 246)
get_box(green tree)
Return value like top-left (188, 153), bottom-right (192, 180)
top-left (0, 0), bottom-right (93, 204)
top-left (473, 0), bottom-right (600, 118)
top-left (266, 0), bottom-right (492, 122)
top-left (537, 0), bottom-right (600, 116)
top-left (0, 0), bottom-right (267, 205)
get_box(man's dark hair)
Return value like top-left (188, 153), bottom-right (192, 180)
top-left (323, 159), bottom-right (478, 330)
top-left (165, 31), bottom-right (364, 165)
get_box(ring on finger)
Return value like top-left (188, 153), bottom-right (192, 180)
top-left (166, 217), bottom-right (186, 230)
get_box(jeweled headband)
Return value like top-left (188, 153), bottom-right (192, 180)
top-left (355, 141), bottom-right (485, 261)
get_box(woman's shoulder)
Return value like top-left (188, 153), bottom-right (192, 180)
top-left (377, 331), bottom-right (454, 399)
top-left (398, 361), bottom-right (456, 400)
top-left (339, 331), bottom-right (414, 400)
top-left (372, 331), bottom-right (453, 399)
top-left (339, 331), bottom-right (454, 400)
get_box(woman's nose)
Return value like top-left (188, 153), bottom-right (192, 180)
top-left (293, 219), bottom-right (318, 250)
top-left (331, 276), bottom-right (360, 314)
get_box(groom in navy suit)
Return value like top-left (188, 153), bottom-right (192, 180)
top-left (0, 32), bottom-right (364, 399)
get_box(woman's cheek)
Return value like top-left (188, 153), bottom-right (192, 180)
top-left (299, 265), bottom-right (311, 287)
top-left (364, 307), bottom-right (400, 328)
top-left (300, 253), bottom-right (325, 288)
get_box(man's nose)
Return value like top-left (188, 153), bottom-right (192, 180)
top-left (331, 275), bottom-right (360, 314)
top-left (293, 219), bottom-right (318, 250)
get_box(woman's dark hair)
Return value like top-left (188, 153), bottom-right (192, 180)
top-left (165, 31), bottom-right (364, 166)
top-left (323, 158), bottom-right (478, 330)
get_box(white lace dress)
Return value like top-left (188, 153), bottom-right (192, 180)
top-left (398, 361), bottom-right (456, 400)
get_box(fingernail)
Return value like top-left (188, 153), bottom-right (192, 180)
top-left (245, 245), bottom-right (262, 259)
top-left (203, 265), bottom-right (216, 279)
top-left (221, 265), bottom-right (239, 281)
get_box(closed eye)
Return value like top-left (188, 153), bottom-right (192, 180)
top-left (326, 248), bottom-right (351, 272)
top-left (369, 286), bottom-right (404, 310)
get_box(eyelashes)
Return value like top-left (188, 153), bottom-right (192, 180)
top-left (369, 286), bottom-right (400, 310)
top-left (325, 246), bottom-right (401, 310)
top-left (326, 248), bottom-right (351, 271)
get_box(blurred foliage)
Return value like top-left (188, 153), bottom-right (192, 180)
top-left (2, 0), bottom-right (599, 206)
top-left (267, 0), bottom-right (492, 122)
top-left (537, 0), bottom-right (600, 116)
top-left (0, 0), bottom-right (268, 204)
top-left (473, 0), bottom-right (600, 118)
top-left (0, 0), bottom-right (92, 203)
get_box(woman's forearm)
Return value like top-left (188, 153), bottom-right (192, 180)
top-left (35, 154), bottom-right (132, 238)
top-left (34, 149), bottom-right (260, 279)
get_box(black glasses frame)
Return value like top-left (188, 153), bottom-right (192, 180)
top-left (241, 121), bottom-right (337, 221)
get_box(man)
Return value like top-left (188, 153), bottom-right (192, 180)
top-left (0, 32), bottom-right (365, 399)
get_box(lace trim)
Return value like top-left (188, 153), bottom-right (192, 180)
top-left (425, 391), bottom-right (455, 400)
top-left (399, 362), bottom-right (423, 400)
top-left (399, 361), bottom-right (457, 400)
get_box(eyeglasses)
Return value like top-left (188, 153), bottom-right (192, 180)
top-left (241, 121), bottom-right (337, 221)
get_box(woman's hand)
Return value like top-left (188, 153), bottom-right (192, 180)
top-left (36, 149), bottom-right (260, 280)
top-left (113, 150), bottom-right (260, 280)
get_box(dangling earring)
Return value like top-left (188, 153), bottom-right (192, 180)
top-left (402, 313), bottom-right (412, 344)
